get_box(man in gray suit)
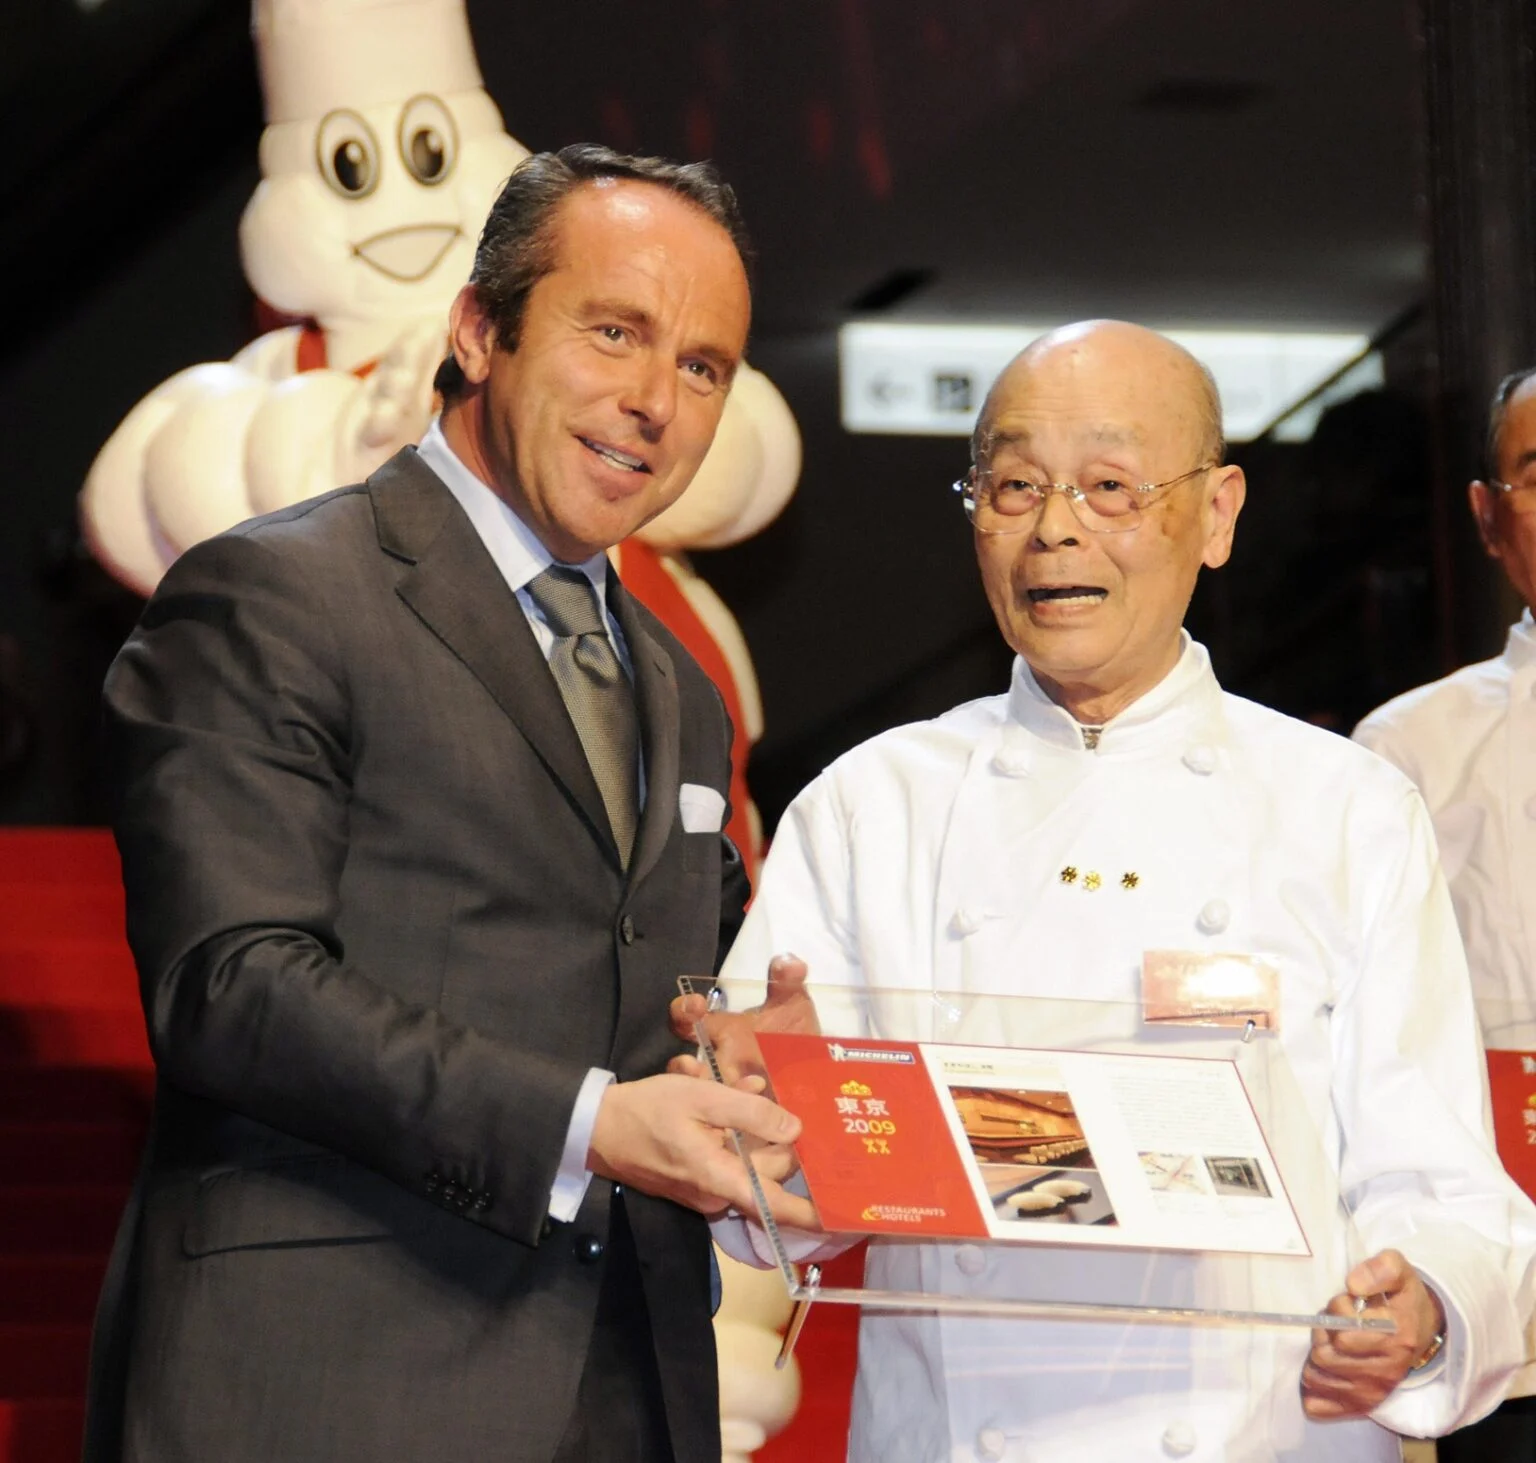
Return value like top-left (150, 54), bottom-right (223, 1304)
top-left (88, 144), bottom-right (811, 1463)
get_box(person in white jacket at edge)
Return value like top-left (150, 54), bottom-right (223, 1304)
top-left (683, 321), bottom-right (1536, 1463)
top-left (1354, 365), bottom-right (1536, 1463)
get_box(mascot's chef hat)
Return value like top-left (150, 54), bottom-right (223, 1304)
top-left (252, 0), bottom-right (485, 124)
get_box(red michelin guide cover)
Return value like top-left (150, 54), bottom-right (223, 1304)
top-left (757, 1032), bottom-right (990, 1237)
top-left (1486, 1051), bottom-right (1536, 1201)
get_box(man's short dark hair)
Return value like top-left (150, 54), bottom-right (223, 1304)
top-left (433, 143), bottom-right (752, 402)
top-left (1486, 366), bottom-right (1536, 478)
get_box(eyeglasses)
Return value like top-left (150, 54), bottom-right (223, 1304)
top-left (1489, 477), bottom-right (1536, 515)
top-left (953, 462), bottom-right (1217, 535)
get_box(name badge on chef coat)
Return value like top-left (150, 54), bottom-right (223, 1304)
top-left (1141, 950), bottom-right (1282, 1033)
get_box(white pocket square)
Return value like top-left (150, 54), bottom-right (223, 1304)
top-left (678, 782), bottom-right (726, 834)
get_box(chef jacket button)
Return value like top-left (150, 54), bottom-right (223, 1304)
top-left (1197, 898), bottom-right (1230, 935)
top-left (975, 1426), bottom-right (1008, 1460)
top-left (950, 907), bottom-right (983, 938)
top-left (1525, 793), bottom-right (1536, 821)
top-left (990, 748), bottom-right (1031, 778)
top-left (1182, 744), bottom-right (1216, 776)
top-left (954, 1244), bottom-right (987, 1276)
top-left (1161, 1420), bottom-right (1197, 1457)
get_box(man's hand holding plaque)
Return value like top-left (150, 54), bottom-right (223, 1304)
top-left (670, 954), bottom-right (822, 1198)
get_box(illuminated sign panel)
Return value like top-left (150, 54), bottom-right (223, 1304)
top-left (838, 322), bottom-right (1374, 441)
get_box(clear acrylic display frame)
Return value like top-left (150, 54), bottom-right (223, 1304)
top-left (680, 976), bottom-right (1391, 1362)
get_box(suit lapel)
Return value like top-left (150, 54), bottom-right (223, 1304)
top-left (370, 449), bottom-right (620, 866)
top-left (611, 573), bottom-right (680, 892)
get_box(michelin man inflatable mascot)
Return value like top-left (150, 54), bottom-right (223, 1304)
top-left (80, 1), bottom-right (802, 1449)
top-left (81, 0), bottom-right (798, 880)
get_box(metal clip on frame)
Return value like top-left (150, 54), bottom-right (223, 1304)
top-left (777, 1264), bottom-right (820, 1368)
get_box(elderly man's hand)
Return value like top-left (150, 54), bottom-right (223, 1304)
top-left (1301, 1250), bottom-right (1447, 1421)
top-left (587, 1072), bottom-right (819, 1229)
top-left (668, 953), bottom-right (821, 1089)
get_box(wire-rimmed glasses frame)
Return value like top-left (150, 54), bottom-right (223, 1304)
top-left (954, 461), bottom-right (1218, 535)
top-left (1487, 477), bottom-right (1536, 516)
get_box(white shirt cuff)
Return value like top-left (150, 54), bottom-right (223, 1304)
top-left (547, 1067), bottom-right (615, 1224)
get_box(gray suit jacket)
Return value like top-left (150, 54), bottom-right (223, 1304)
top-left (87, 448), bottom-right (748, 1462)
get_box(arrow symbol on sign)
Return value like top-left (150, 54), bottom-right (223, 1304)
top-left (867, 375), bottom-right (912, 405)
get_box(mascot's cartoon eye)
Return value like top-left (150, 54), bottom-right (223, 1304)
top-left (315, 110), bottom-right (381, 198)
top-left (397, 95), bottom-right (458, 187)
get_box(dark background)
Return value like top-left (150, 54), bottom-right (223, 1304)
top-left (0, 0), bottom-right (1520, 830)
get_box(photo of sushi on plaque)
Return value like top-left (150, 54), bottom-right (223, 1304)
top-left (950, 1086), bottom-right (1118, 1227)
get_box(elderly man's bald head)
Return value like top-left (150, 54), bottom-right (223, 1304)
top-left (973, 321), bottom-right (1224, 467)
top-left (965, 317), bottom-right (1246, 728)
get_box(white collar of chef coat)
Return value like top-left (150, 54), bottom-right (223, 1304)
top-left (1006, 631), bottom-right (1223, 755)
top-left (1506, 607), bottom-right (1535, 671)
top-left (415, 416), bottom-right (609, 599)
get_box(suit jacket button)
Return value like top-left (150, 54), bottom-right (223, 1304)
top-left (619, 915), bottom-right (636, 945)
top-left (575, 1233), bottom-right (605, 1264)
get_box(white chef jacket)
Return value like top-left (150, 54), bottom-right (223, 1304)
top-left (717, 637), bottom-right (1536, 1463)
top-left (1354, 608), bottom-right (1536, 1399)
top-left (1353, 610), bottom-right (1536, 1021)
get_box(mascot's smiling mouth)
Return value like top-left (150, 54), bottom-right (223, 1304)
top-left (351, 224), bottom-right (462, 282)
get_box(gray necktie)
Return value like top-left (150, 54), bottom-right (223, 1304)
top-left (526, 565), bottom-right (640, 866)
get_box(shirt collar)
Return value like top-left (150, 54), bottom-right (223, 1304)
top-left (415, 416), bottom-right (610, 600)
top-left (1506, 608), bottom-right (1535, 671)
top-left (1005, 632), bottom-right (1224, 754)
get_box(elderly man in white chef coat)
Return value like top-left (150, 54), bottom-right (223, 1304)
top-left (701, 321), bottom-right (1536, 1463)
top-left (1354, 366), bottom-right (1536, 1463)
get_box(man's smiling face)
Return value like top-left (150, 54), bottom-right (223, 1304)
top-left (447, 177), bottom-right (750, 562)
top-left (972, 322), bottom-right (1245, 722)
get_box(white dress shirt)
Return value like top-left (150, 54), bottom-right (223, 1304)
top-left (716, 636), bottom-right (1536, 1462)
top-left (416, 418), bottom-right (620, 1223)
